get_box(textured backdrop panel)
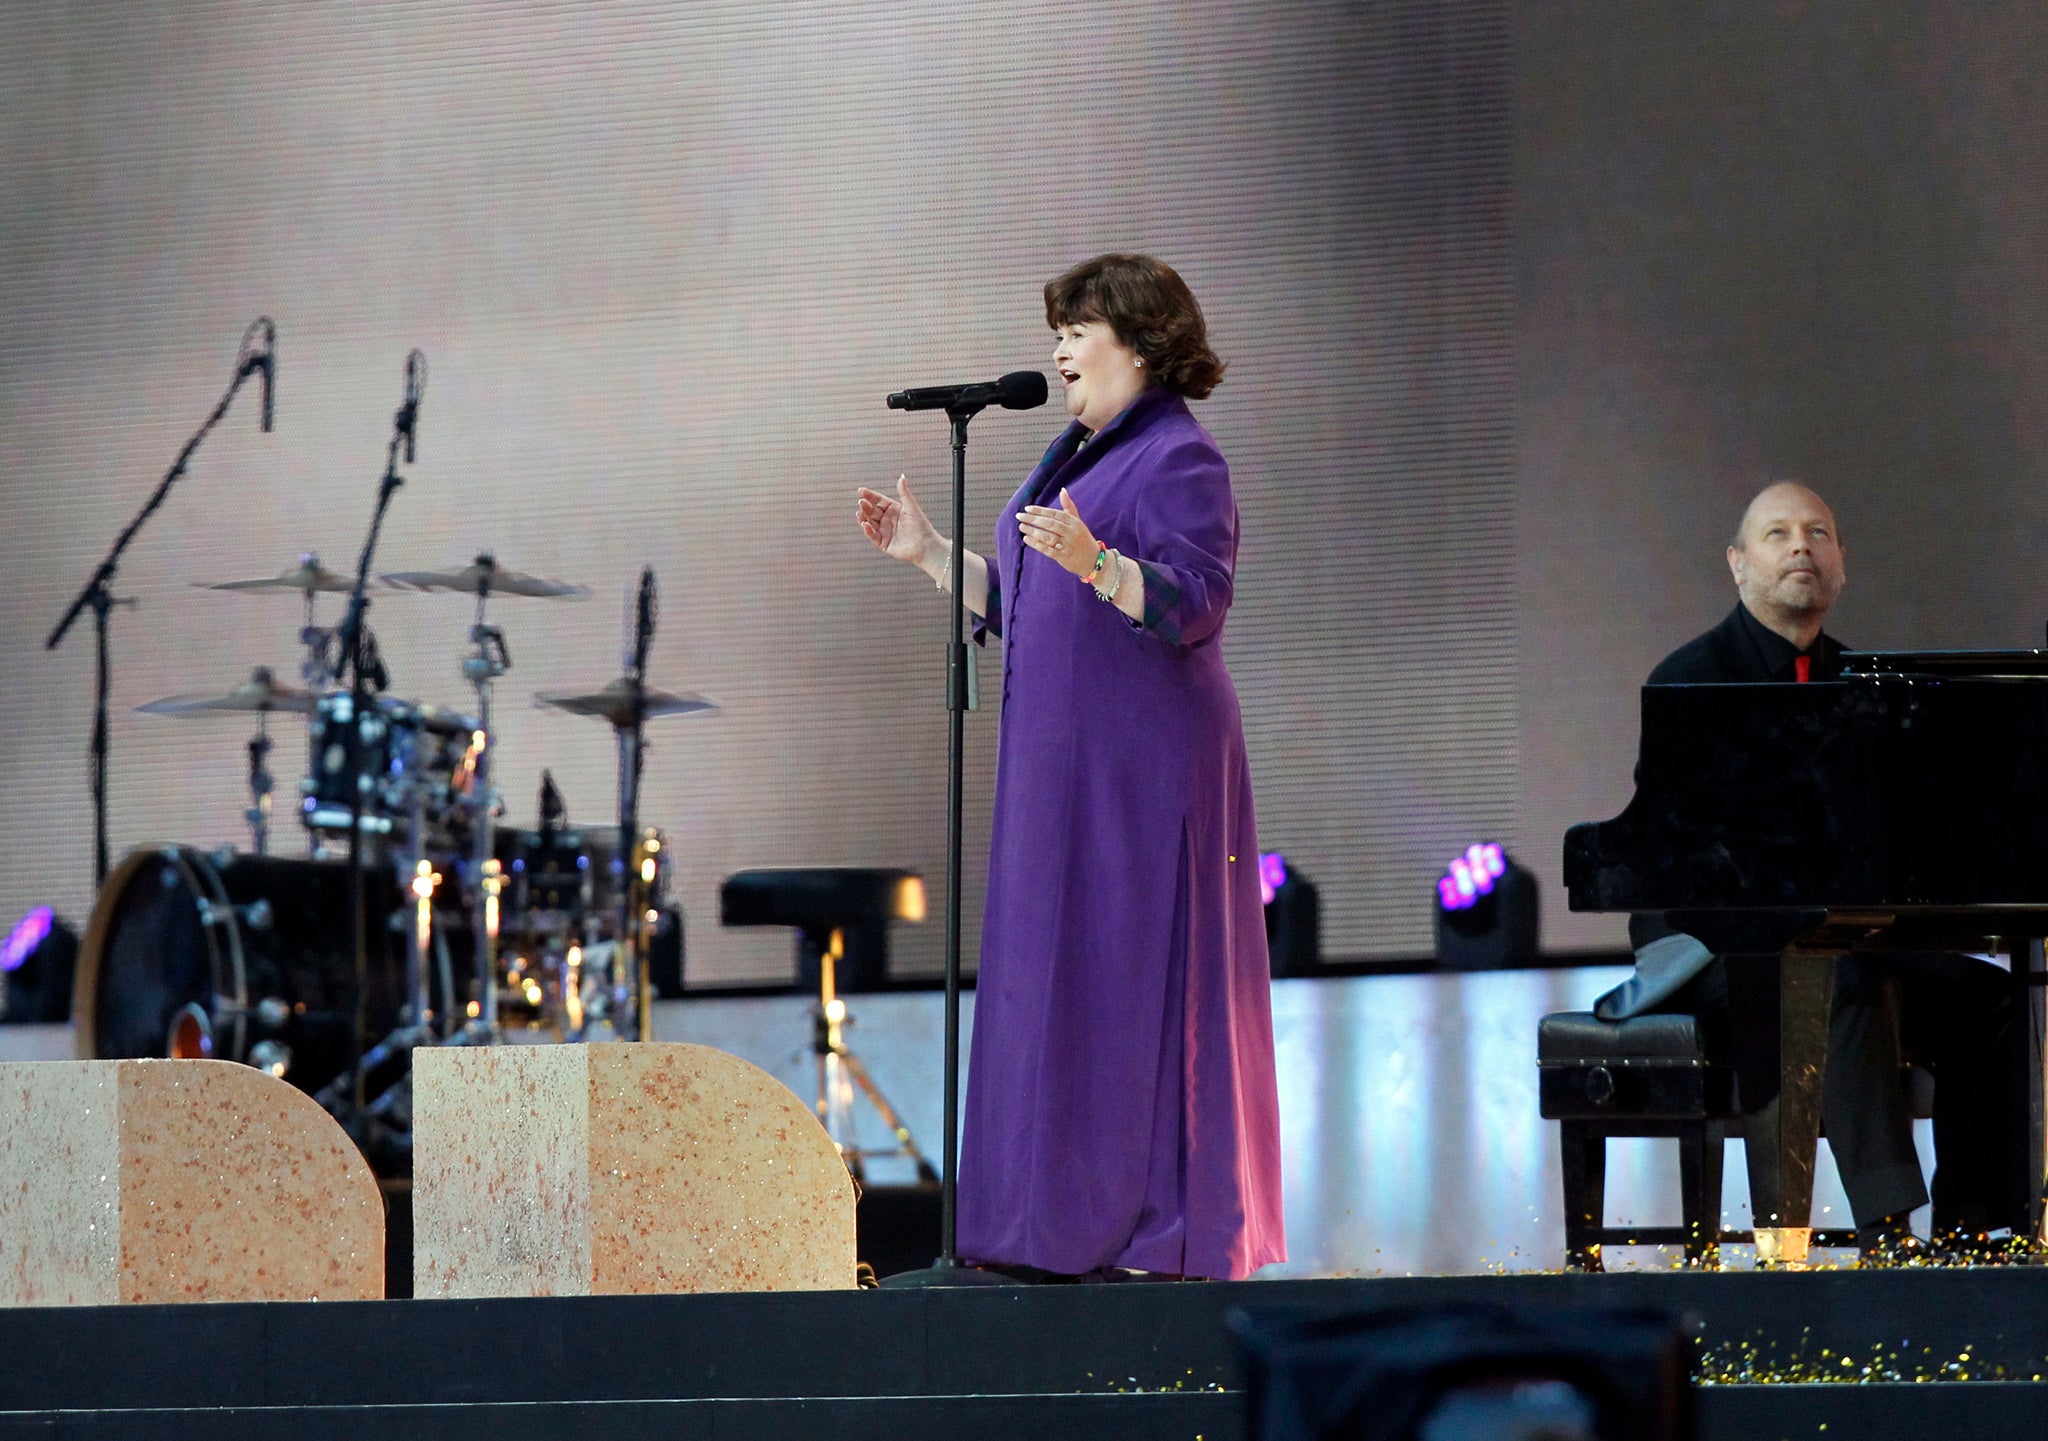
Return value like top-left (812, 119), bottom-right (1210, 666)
top-left (0, 1), bottom-right (1518, 980)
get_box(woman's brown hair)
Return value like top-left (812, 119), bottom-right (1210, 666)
top-left (1044, 254), bottom-right (1226, 400)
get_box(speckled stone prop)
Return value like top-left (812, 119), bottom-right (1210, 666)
top-left (413, 1042), bottom-right (856, 1297)
top-left (0, 1059), bottom-right (384, 1306)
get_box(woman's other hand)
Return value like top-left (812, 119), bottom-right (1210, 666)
top-left (857, 475), bottom-right (940, 569)
top-left (1018, 488), bottom-right (1103, 578)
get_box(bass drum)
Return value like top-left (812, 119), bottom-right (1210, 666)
top-left (75, 845), bottom-right (409, 1100)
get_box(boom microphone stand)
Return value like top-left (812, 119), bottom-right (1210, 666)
top-left (880, 370), bottom-right (1045, 1288)
top-left (45, 320), bottom-right (276, 888)
top-left (336, 350), bottom-right (424, 1112)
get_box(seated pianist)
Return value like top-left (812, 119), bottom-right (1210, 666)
top-left (1597, 480), bottom-right (2022, 1260)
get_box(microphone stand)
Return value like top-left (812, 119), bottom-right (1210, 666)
top-left (880, 401), bottom-right (1011, 1289)
top-left (336, 352), bottom-right (422, 1113)
top-left (45, 321), bottom-right (274, 889)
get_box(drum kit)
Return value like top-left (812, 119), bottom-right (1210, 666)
top-left (80, 548), bottom-right (714, 1170)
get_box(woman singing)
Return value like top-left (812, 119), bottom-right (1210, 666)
top-left (855, 254), bottom-right (1284, 1281)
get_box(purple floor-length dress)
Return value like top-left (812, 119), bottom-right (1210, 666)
top-left (956, 386), bottom-right (1286, 1280)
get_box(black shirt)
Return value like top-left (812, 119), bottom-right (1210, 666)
top-left (1645, 601), bottom-right (1845, 686)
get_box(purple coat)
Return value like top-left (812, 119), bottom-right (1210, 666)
top-left (957, 386), bottom-right (1286, 1280)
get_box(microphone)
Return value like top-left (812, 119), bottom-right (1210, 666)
top-left (399, 349), bottom-right (427, 463)
top-left (632, 565), bottom-right (658, 676)
top-left (887, 370), bottom-right (1048, 414)
top-left (241, 318), bottom-right (276, 432)
top-left (538, 770), bottom-right (566, 834)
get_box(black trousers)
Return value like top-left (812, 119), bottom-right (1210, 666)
top-left (1656, 953), bottom-right (2025, 1232)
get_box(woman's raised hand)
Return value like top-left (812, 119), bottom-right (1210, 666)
top-left (1018, 488), bottom-right (1103, 578)
top-left (856, 475), bottom-right (941, 569)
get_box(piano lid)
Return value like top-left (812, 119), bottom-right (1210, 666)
top-left (1564, 670), bottom-right (2048, 914)
top-left (1841, 649), bottom-right (2048, 679)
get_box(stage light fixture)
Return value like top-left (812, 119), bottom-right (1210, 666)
top-left (1433, 842), bottom-right (1538, 971)
top-left (1, 906), bottom-right (77, 1024)
top-left (0, 907), bottom-right (53, 971)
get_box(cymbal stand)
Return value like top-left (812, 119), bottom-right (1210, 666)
top-left (610, 719), bottom-right (652, 1040)
top-left (297, 558), bottom-right (342, 691)
top-left (615, 568), bottom-right (659, 1042)
top-left (462, 587), bottom-right (510, 1039)
top-left (244, 719), bottom-right (273, 856)
top-left (389, 724), bottom-right (437, 1038)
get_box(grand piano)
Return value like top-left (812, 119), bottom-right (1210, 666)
top-left (1565, 650), bottom-right (2048, 1259)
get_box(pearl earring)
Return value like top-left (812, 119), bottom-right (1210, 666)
top-left (1134, 358), bottom-right (1143, 368)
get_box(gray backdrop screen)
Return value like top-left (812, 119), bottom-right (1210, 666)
top-left (1, 1), bottom-right (1514, 983)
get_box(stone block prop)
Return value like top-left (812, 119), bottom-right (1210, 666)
top-left (413, 1042), bottom-right (856, 1297)
top-left (0, 1059), bottom-right (384, 1306)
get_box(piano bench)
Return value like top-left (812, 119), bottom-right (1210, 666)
top-left (1538, 1010), bottom-right (1737, 1271)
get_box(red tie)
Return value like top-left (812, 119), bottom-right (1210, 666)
top-left (1795, 655), bottom-right (1811, 683)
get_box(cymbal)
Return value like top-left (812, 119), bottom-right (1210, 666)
top-left (138, 666), bottom-right (317, 717)
top-left (196, 555), bottom-right (361, 596)
top-left (535, 678), bottom-right (718, 727)
top-left (382, 555), bottom-right (590, 599)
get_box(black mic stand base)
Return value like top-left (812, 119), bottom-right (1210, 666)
top-left (876, 1260), bottom-right (1017, 1288)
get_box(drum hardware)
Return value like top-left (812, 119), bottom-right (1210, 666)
top-left (532, 679), bottom-right (717, 727)
top-left (195, 894), bottom-right (273, 932)
top-left (531, 566), bottom-right (715, 1042)
top-left (198, 553), bottom-right (362, 597)
top-left (246, 728), bottom-right (274, 856)
top-left (490, 820), bottom-right (669, 1039)
top-left (463, 612), bottom-right (510, 1041)
top-left (45, 318), bottom-right (275, 889)
top-left (381, 556), bottom-right (591, 600)
top-left (377, 555), bottom-right (590, 1040)
top-left (408, 858), bottom-right (445, 1037)
top-left (195, 550), bottom-right (380, 693)
top-left (136, 665), bottom-right (318, 717)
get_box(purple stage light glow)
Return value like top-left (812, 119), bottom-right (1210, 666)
top-left (1437, 844), bottom-right (1508, 912)
top-left (1, 907), bottom-right (54, 972)
top-left (1258, 852), bottom-right (1289, 906)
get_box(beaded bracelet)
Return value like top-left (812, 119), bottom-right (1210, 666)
top-left (1083, 542), bottom-right (1110, 587)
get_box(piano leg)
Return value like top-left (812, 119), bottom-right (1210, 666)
top-left (1729, 951), bottom-right (1835, 1266)
top-left (2027, 939), bottom-right (2048, 1246)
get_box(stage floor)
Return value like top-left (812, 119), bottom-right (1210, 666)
top-left (0, 967), bottom-right (1937, 1276)
top-left (0, 1270), bottom-right (2043, 1439)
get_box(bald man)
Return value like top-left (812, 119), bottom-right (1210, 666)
top-left (1649, 481), bottom-right (1846, 682)
top-left (1597, 481), bottom-right (2023, 1258)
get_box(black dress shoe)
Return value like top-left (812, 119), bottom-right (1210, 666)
top-left (1930, 1229), bottom-right (2036, 1266)
top-left (1857, 1213), bottom-right (1932, 1266)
